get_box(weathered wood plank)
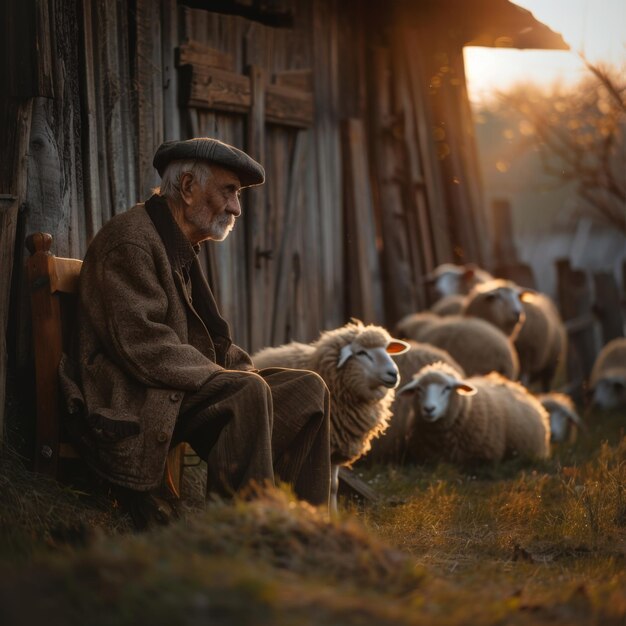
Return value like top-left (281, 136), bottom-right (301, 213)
top-left (0, 100), bottom-right (32, 441)
top-left (341, 118), bottom-right (384, 325)
top-left (274, 68), bottom-right (313, 91)
top-left (162, 0), bottom-right (182, 141)
top-left (266, 83), bottom-right (314, 127)
top-left (369, 45), bottom-right (420, 324)
top-left (177, 39), bottom-right (235, 71)
top-left (246, 64), bottom-right (267, 352)
top-left (271, 131), bottom-right (309, 344)
top-left (79, 0), bottom-right (102, 242)
top-left (184, 65), bottom-right (251, 113)
top-left (136, 0), bottom-right (164, 199)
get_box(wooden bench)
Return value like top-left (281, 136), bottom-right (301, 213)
top-left (25, 232), bottom-right (184, 493)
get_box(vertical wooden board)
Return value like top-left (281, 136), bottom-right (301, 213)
top-left (301, 130), bottom-right (323, 340)
top-left (396, 20), bottom-right (452, 265)
top-left (79, 0), bottom-right (103, 242)
top-left (0, 100), bottom-right (32, 441)
top-left (312, 0), bottom-right (343, 330)
top-left (136, 0), bottom-right (164, 200)
top-left (271, 130), bottom-right (309, 344)
top-left (161, 0), bottom-right (181, 141)
top-left (368, 45), bottom-right (421, 323)
top-left (246, 64), bottom-right (267, 352)
top-left (341, 118), bottom-right (384, 325)
top-left (99, 0), bottom-right (137, 217)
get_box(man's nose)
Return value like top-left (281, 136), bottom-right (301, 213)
top-left (229, 197), bottom-right (242, 217)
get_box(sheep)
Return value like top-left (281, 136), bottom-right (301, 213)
top-left (394, 314), bottom-right (520, 380)
top-left (363, 341), bottom-right (466, 465)
top-left (589, 338), bottom-right (626, 410)
top-left (537, 392), bottom-right (585, 443)
top-left (251, 320), bottom-right (410, 512)
top-left (425, 263), bottom-right (494, 299)
top-left (461, 279), bottom-right (527, 339)
top-left (430, 294), bottom-right (465, 316)
top-left (396, 362), bottom-right (550, 466)
top-left (428, 281), bottom-right (566, 391)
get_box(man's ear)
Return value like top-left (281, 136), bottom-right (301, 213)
top-left (180, 171), bottom-right (195, 206)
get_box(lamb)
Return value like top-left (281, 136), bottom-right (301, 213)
top-left (251, 320), bottom-right (410, 512)
top-left (589, 338), bottom-right (626, 410)
top-left (364, 342), bottom-right (466, 465)
top-left (425, 263), bottom-right (494, 299)
top-left (396, 362), bottom-right (550, 466)
top-left (394, 314), bottom-right (520, 380)
top-left (537, 392), bottom-right (585, 443)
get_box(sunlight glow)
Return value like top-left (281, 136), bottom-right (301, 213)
top-left (464, 0), bottom-right (626, 102)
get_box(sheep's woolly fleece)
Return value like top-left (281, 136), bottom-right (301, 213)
top-left (403, 362), bottom-right (550, 465)
top-left (253, 322), bottom-right (399, 465)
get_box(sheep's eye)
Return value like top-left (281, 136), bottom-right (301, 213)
top-left (443, 385), bottom-right (452, 393)
top-left (356, 350), bottom-right (372, 360)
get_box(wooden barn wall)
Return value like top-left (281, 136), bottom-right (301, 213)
top-left (2, 0), bottom-right (488, 437)
top-left (177, 0), bottom-right (348, 352)
top-left (401, 3), bottom-right (489, 268)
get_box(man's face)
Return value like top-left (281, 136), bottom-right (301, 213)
top-left (181, 165), bottom-right (242, 244)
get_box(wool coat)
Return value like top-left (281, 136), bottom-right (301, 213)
top-left (60, 197), bottom-right (258, 491)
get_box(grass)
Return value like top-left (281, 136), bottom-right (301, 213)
top-left (1, 407), bottom-right (625, 626)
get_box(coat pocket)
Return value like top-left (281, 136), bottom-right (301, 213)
top-left (86, 407), bottom-right (141, 442)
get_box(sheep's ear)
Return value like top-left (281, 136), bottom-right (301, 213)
top-left (563, 407), bottom-right (585, 428)
top-left (386, 339), bottom-right (410, 355)
top-left (454, 382), bottom-right (477, 396)
top-left (337, 345), bottom-right (354, 369)
top-left (397, 380), bottom-right (418, 396)
top-left (462, 266), bottom-right (476, 279)
top-left (520, 288), bottom-right (537, 302)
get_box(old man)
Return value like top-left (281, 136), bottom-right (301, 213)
top-left (61, 138), bottom-right (331, 528)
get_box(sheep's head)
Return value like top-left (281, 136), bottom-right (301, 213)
top-left (337, 330), bottom-right (409, 399)
top-left (591, 374), bottom-right (626, 410)
top-left (426, 263), bottom-right (492, 298)
top-left (538, 393), bottom-right (584, 443)
top-left (313, 321), bottom-right (409, 401)
top-left (396, 362), bottom-right (475, 423)
top-left (464, 279), bottom-right (529, 339)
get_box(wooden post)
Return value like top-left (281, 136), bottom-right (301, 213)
top-left (491, 198), bottom-right (517, 266)
top-left (556, 259), bottom-right (598, 399)
top-left (593, 271), bottom-right (624, 344)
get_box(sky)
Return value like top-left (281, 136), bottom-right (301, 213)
top-left (464, 0), bottom-right (626, 103)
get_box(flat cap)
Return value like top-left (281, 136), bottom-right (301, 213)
top-left (153, 138), bottom-right (265, 187)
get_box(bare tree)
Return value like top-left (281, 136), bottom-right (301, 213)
top-left (501, 60), bottom-right (626, 233)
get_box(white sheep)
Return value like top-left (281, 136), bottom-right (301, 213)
top-left (364, 341), bottom-right (466, 465)
top-left (396, 362), bottom-right (550, 466)
top-left (251, 321), bottom-right (409, 512)
top-left (513, 291), bottom-right (567, 391)
top-left (537, 392), bottom-right (585, 443)
top-left (428, 281), bottom-right (566, 391)
top-left (425, 263), bottom-right (494, 299)
top-left (461, 279), bottom-right (527, 340)
top-left (589, 338), bottom-right (626, 410)
top-left (394, 314), bottom-right (520, 380)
